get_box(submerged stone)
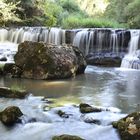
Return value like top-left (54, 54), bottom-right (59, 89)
top-left (0, 106), bottom-right (23, 126)
top-left (0, 87), bottom-right (28, 99)
top-left (79, 103), bottom-right (101, 113)
top-left (57, 110), bottom-right (69, 118)
top-left (83, 116), bottom-right (101, 125)
top-left (52, 134), bottom-right (84, 140)
top-left (13, 41), bottom-right (86, 79)
top-left (112, 112), bottom-right (140, 140)
top-left (87, 56), bottom-right (122, 67)
top-left (0, 57), bottom-right (7, 61)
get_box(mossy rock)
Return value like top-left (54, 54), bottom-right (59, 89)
top-left (13, 41), bottom-right (86, 80)
top-left (0, 87), bottom-right (28, 99)
top-left (0, 106), bottom-right (23, 126)
top-left (112, 112), bottom-right (140, 140)
top-left (79, 103), bottom-right (101, 113)
top-left (52, 134), bottom-right (84, 140)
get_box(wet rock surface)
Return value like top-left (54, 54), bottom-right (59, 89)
top-left (0, 87), bottom-right (28, 99)
top-left (0, 106), bottom-right (23, 126)
top-left (13, 41), bottom-right (86, 79)
top-left (112, 112), bottom-right (140, 140)
top-left (79, 103), bottom-right (102, 113)
top-left (57, 110), bottom-right (69, 118)
top-left (52, 134), bottom-right (85, 140)
top-left (86, 53), bottom-right (123, 67)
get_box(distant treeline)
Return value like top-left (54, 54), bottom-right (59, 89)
top-left (0, 0), bottom-right (140, 28)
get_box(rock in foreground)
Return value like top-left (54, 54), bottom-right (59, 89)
top-left (52, 134), bottom-right (84, 140)
top-left (0, 87), bottom-right (28, 99)
top-left (112, 112), bottom-right (140, 140)
top-left (13, 41), bottom-right (86, 79)
top-left (0, 106), bottom-right (23, 126)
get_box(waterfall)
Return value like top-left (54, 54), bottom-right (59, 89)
top-left (73, 29), bottom-right (129, 57)
top-left (0, 29), bottom-right (8, 42)
top-left (121, 30), bottom-right (140, 69)
top-left (0, 27), bottom-right (66, 45)
top-left (110, 30), bottom-right (119, 54)
top-left (0, 27), bottom-right (131, 65)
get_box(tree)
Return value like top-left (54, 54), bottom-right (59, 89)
top-left (124, 0), bottom-right (140, 28)
top-left (0, 0), bottom-right (20, 26)
top-left (104, 0), bottom-right (140, 28)
top-left (105, 0), bottom-right (132, 23)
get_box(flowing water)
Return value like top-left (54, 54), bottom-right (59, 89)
top-left (121, 30), bottom-right (140, 69)
top-left (0, 66), bottom-right (140, 140)
top-left (0, 27), bottom-right (140, 139)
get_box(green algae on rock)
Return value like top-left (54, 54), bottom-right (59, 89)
top-left (79, 103), bottom-right (102, 113)
top-left (0, 106), bottom-right (23, 126)
top-left (0, 87), bottom-right (28, 99)
top-left (112, 112), bottom-right (140, 140)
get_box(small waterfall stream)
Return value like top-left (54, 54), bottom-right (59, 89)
top-left (72, 29), bottom-right (130, 59)
top-left (0, 27), bottom-right (66, 45)
top-left (121, 30), bottom-right (140, 69)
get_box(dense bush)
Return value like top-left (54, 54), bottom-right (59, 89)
top-left (62, 15), bottom-right (124, 29)
top-left (104, 0), bottom-right (140, 28)
top-left (1, 0), bottom-right (139, 28)
top-left (0, 0), bottom-right (20, 26)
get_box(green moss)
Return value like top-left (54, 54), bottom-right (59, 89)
top-left (0, 64), bottom-right (5, 71)
top-left (10, 84), bottom-right (25, 93)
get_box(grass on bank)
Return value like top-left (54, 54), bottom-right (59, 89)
top-left (62, 15), bottom-right (126, 29)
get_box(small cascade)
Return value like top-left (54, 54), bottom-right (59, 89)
top-left (110, 30), bottom-right (119, 54)
top-left (73, 29), bottom-right (130, 58)
top-left (121, 30), bottom-right (140, 69)
top-left (0, 29), bottom-right (8, 42)
top-left (0, 27), bottom-right (66, 45)
top-left (48, 28), bottom-right (66, 45)
top-left (73, 29), bottom-right (89, 55)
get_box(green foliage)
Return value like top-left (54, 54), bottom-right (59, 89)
top-left (10, 84), bottom-right (25, 92)
top-left (124, 0), bottom-right (140, 28)
top-left (62, 15), bottom-right (124, 29)
top-left (58, 0), bottom-right (81, 13)
top-left (104, 0), bottom-right (140, 28)
top-left (1, 0), bottom-right (139, 28)
top-left (0, 0), bottom-right (20, 26)
top-left (39, 0), bottom-right (63, 26)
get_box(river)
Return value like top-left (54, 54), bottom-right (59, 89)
top-left (0, 65), bottom-right (140, 140)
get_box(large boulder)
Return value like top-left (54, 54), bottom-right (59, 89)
top-left (0, 87), bottom-right (28, 99)
top-left (0, 106), bottom-right (23, 126)
top-left (52, 134), bottom-right (84, 140)
top-left (112, 112), bottom-right (140, 140)
top-left (13, 41), bottom-right (86, 79)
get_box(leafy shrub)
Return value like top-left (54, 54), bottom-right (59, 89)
top-left (62, 15), bottom-right (125, 29)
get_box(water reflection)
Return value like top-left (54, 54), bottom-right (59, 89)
top-left (0, 65), bottom-right (140, 113)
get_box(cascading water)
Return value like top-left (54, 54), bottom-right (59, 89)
top-left (0, 27), bottom-right (131, 65)
top-left (0, 27), bottom-right (66, 63)
top-left (0, 27), bottom-right (66, 44)
top-left (73, 29), bottom-right (130, 56)
top-left (121, 30), bottom-right (140, 69)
